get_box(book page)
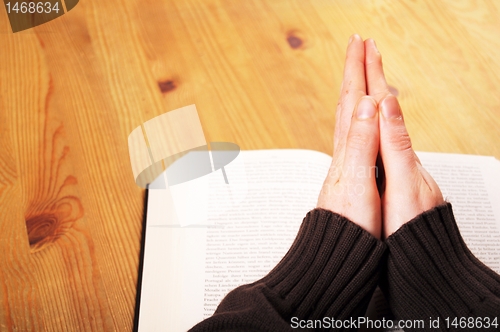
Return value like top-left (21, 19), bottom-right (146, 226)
top-left (137, 150), bottom-right (500, 332)
top-left (417, 152), bottom-right (500, 273)
top-left (137, 149), bottom-right (332, 332)
top-left (364, 152), bottom-right (500, 331)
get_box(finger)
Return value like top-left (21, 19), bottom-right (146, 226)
top-left (334, 34), bottom-right (366, 155)
top-left (364, 39), bottom-right (391, 103)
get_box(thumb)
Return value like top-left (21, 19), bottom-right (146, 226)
top-left (378, 95), bottom-right (418, 176)
top-left (379, 95), bottom-right (444, 237)
top-left (341, 95), bottom-right (381, 238)
top-left (343, 96), bottom-right (380, 175)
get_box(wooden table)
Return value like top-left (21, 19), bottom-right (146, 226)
top-left (1, 0), bottom-right (499, 330)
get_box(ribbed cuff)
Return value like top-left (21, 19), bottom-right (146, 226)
top-left (383, 203), bottom-right (500, 324)
top-left (261, 208), bottom-right (386, 320)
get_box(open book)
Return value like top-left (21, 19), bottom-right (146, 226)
top-left (134, 149), bottom-right (500, 332)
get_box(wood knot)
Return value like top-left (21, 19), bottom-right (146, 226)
top-left (25, 195), bottom-right (84, 253)
top-left (286, 34), bottom-right (303, 49)
top-left (26, 213), bottom-right (59, 247)
top-left (158, 80), bottom-right (176, 93)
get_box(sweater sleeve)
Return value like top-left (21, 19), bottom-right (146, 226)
top-left (189, 208), bottom-right (386, 331)
top-left (382, 203), bottom-right (500, 330)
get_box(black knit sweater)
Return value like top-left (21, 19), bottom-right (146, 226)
top-left (190, 203), bottom-right (500, 331)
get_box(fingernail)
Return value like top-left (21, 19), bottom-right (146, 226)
top-left (380, 95), bottom-right (401, 119)
top-left (371, 39), bottom-right (379, 53)
top-left (348, 34), bottom-right (360, 45)
top-left (356, 96), bottom-right (377, 119)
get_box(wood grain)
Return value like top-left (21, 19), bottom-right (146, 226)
top-left (1, 0), bottom-right (499, 330)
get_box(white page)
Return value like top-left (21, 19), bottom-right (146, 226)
top-left (138, 150), bottom-right (500, 332)
top-left (137, 149), bottom-right (331, 331)
top-left (417, 152), bottom-right (500, 273)
top-left (364, 152), bottom-right (500, 332)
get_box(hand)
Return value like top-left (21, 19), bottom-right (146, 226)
top-left (317, 34), bottom-right (381, 239)
top-left (363, 38), bottom-right (445, 238)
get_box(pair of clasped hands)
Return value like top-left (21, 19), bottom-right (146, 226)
top-left (317, 35), bottom-right (444, 240)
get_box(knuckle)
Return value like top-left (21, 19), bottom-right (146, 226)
top-left (386, 128), bottom-right (413, 151)
top-left (346, 131), bottom-right (371, 151)
top-left (345, 54), bottom-right (364, 67)
top-left (372, 86), bottom-right (390, 99)
top-left (365, 53), bottom-right (382, 66)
